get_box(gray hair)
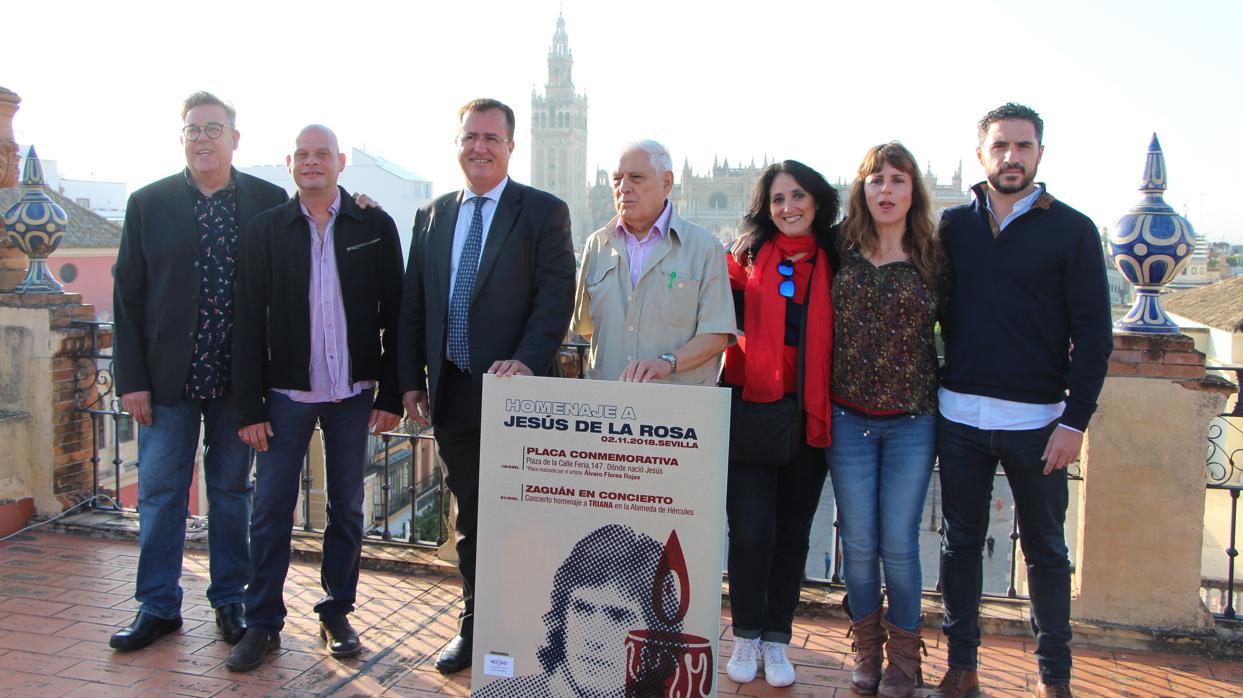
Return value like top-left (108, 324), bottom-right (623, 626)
top-left (181, 91), bottom-right (236, 128)
top-left (621, 140), bottom-right (673, 175)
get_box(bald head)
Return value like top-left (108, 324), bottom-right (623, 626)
top-left (288, 124), bottom-right (345, 196)
top-left (298, 124), bottom-right (339, 151)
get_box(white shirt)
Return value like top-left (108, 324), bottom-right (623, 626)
top-left (939, 183), bottom-right (1078, 433)
top-left (449, 177), bottom-right (509, 297)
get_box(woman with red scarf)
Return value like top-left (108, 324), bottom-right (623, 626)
top-left (721, 160), bottom-right (838, 688)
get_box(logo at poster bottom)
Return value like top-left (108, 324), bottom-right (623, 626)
top-left (623, 629), bottom-right (714, 698)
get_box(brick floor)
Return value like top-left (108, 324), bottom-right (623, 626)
top-left (0, 531), bottom-right (1238, 697)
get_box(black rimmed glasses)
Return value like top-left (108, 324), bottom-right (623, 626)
top-left (778, 259), bottom-right (796, 298)
top-left (182, 122), bottom-right (229, 141)
top-left (455, 132), bottom-right (513, 148)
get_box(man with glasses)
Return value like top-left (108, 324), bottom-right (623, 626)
top-left (571, 140), bottom-right (735, 386)
top-left (397, 97), bottom-right (576, 674)
top-left (111, 91), bottom-right (289, 651)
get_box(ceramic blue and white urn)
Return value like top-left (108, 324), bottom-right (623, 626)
top-left (4, 146), bottom-right (67, 294)
top-left (1108, 134), bottom-right (1195, 333)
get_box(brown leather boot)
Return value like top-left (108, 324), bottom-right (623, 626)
top-left (844, 598), bottom-right (886, 695)
top-left (928, 666), bottom-right (980, 698)
top-left (877, 618), bottom-right (925, 698)
top-left (1034, 679), bottom-right (1074, 697)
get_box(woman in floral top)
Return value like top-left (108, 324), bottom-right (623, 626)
top-left (829, 142), bottom-right (944, 698)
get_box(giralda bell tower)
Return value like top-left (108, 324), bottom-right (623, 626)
top-left (531, 14), bottom-right (590, 247)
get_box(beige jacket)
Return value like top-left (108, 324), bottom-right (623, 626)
top-left (571, 207), bottom-right (738, 386)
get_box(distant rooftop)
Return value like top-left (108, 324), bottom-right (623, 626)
top-left (1165, 272), bottom-right (1243, 332)
top-left (352, 148), bottom-right (430, 183)
top-left (0, 186), bottom-right (122, 248)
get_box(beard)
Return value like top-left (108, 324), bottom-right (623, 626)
top-left (987, 163), bottom-right (1036, 194)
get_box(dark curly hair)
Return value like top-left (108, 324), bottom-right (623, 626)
top-left (731, 160), bottom-right (839, 265)
top-left (978, 102), bottom-right (1043, 145)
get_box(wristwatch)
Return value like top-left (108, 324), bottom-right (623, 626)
top-left (657, 352), bottom-right (678, 374)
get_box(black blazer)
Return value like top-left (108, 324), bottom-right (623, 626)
top-left (113, 170), bottom-right (288, 406)
top-left (231, 188), bottom-right (404, 427)
top-left (398, 180), bottom-right (576, 418)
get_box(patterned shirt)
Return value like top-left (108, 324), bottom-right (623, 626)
top-left (183, 169), bottom-right (239, 400)
top-left (830, 249), bottom-right (940, 414)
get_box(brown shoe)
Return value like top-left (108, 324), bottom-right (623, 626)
top-left (928, 666), bottom-right (980, 698)
top-left (1034, 679), bottom-right (1073, 697)
top-left (877, 618), bottom-right (925, 698)
top-left (844, 598), bottom-right (886, 695)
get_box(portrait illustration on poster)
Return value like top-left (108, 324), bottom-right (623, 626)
top-left (471, 375), bottom-right (729, 698)
top-left (475, 525), bottom-right (712, 697)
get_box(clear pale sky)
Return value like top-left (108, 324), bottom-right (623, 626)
top-left (6, 0), bottom-right (1241, 242)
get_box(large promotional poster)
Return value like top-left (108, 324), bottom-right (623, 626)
top-left (471, 374), bottom-right (729, 698)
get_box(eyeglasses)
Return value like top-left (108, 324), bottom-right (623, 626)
top-left (777, 259), bottom-right (795, 299)
top-left (455, 132), bottom-right (512, 148)
top-left (182, 122), bottom-right (229, 141)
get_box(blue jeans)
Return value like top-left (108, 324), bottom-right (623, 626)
top-left (726, 443), bottom-right (828, 643)
top-left (937, 416), bottom-right (1071, 683)
top-left (245, 391), bottom-right (371, 631)
top-left (827, 408), bottom-right (935, 632)
top-left (135, 395), bottom-right (252, 619)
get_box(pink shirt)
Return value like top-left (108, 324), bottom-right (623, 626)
top-left (615, 200), bottom-right (672, 288)
top-left (276, 190), bottom-right (375, 404)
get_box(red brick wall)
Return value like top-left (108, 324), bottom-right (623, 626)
top-left (1108, 333), bottom-right (1206, 381)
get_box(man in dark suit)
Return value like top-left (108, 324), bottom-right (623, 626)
top-left (111, 91), bottom-right (288, 651)
top-left (398, 97), bottom-right (576, 674)
top-left (226, 124), bottom-right (404, 672)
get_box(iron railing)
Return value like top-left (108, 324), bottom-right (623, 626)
top-left (1205, 365), bottom-right (1243, 621)
top-left (73, 322), bottom-right (1233, 614)
top-left (69, 320), bottom-right (450, 548)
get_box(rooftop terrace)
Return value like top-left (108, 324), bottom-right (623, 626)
top-left (1, 530), bottom-right (1240, 697)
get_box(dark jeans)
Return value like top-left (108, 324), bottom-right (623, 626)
top-left (726, 442), bottom-right (828, 643)
top-left (937, 416), bottom-right (1072, 683)
top-left (432, 364), bottom-right (483, 640)
top-left (135, 394), bottom-right (252, 619)
top-left (245, 391), bottom-right (371, 631)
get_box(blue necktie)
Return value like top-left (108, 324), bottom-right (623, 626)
top-left (448, 196), bottom-right (485, 370)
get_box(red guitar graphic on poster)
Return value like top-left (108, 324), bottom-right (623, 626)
top-left (624, 530), bottom-right (714, 698)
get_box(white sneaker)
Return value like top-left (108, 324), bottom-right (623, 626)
top-left (726, 636), bottom-right (761, 683)
top-left (761, 641), bottom-right (796, 687)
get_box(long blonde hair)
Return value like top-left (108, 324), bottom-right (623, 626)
top-left (839, 142), bottom-right (942, 291)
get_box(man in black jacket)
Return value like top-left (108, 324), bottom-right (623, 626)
top-left (110, 91), bottom-right (288, 652)
top-left (226, 125), bottom-right (403, 672)
top-left (930, 104), bottom-right (1112, 698)
top-left (398, 98), bottom-right (576, 674)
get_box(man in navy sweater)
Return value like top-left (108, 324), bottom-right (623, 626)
top-left (929, 104), bottom-right (1112, 698)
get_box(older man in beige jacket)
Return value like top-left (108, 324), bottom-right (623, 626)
top-left (572, 140), bottom-right (737, 385)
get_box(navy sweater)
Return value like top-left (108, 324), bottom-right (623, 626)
top-left (939, 184), bottom-right (1112, 431)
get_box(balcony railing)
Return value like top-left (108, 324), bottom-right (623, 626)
top-left (1205, 365), bottom-right (1243, 621)
top-left (69, 322), bottom-right (1238, 620)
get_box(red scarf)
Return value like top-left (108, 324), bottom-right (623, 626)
top-left (741, 234), bottom-right (833, 447)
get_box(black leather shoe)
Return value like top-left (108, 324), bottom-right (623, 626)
top-left (319, 614), bottom-right (362, 658)
top-left (109, 612), bottom-right (183, 651)
top-left (215, 603), bottom-right (246, 644)
top-left (435, 634), bottom-right (472, 675)
top-left (226, 627), bottom-right (281, 672)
